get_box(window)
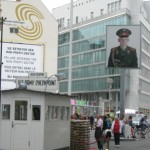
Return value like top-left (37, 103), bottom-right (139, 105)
top-left (32, 105), bottom-right (41, 120)
top-left (107, 4), bottom-right (111, 13)
top-left (15, 101), bottom-right (27, 120)
top-left (2, 104), bottom-right (10, 120)
top-left (45, 106), bottom-right (70, 121)
top-left (76, 16), bottom-right (79, 23)
top-left (10, 27), bottom-right (19, 33)
top-left (100, 9), bottom-right (104, 15)
top-left (67, 19), bottom-right (70, 26)
top-left (91, 12), bottom-right (94, 18)
top-left (58, 18), bottom-right (65, 28)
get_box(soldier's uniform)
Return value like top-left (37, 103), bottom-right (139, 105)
top-left (108, 28), bottom-right (138, 68)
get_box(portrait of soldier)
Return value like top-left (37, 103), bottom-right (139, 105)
top-left (107, 28), bottom-right (138, 68)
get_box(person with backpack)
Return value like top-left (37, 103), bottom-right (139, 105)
top-left (111, 116), bottom-right (121, 148)
top-left (106, 114), bottom-right (112, 129)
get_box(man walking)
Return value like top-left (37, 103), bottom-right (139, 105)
top-left (95, 114), bottom-right (103, 150)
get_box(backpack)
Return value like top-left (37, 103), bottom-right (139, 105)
top-left (113, 120), bottom-right (120, 133)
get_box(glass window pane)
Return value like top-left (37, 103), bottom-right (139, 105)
top-left (2, 104), bottom-right (10, 120)
top-left (15, 101), bottom-right (27, 120)
top-left (32, 105), bottom-right (41, 120)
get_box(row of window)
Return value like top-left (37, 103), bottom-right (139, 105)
top-left (139, 107), bottom-right (150, 116)
top-left (72, 16), bottom-right (128, 41)
top-left (72, 64), bottom-right (120, 79)
top-left (58, 37), bottom-right (105, 57)
top-left (45, 106), bottom-right (70, 121)
top-left (141, 53), bottom-right (150, 67)
top-left (107, 0), bottom-right (121, 13)
top-left (2, 103), bottom-right (41, 121)
top-left (58, 44), bottom-right (69, 57)
top-left (139, 79), bottom-right (150, 93)
top-left (142, 24), bottom-right (150, 42)
top-left (58, 0), bottom-right (122, 27)
top-left (58, 49), bottom-right (106, 69)
top-left (2, 104), bottom-right (70, 121)
top-left (72, 76), bottom-right (120, 92)
top-left (72, 36), bottom-right (105, 54)
top-left (58, 57), bottom-right (69, 68)
top-left (142, 38), bottom-right (150, 55)
top-left (72, 50), bottom-right (105, 66)
top-left (58, 16), bottom-right (129, 45)
top-left (140, 66), bottom-right (150, 81)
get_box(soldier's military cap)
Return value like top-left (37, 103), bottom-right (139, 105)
top-left (116, 28), bottom-right (131, 37)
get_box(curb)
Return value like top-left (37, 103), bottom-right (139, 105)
top-left (110, 138), bottom-right (136, 141)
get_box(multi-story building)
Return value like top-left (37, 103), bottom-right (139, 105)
top-left (53, 0), bottom-right (150, 116)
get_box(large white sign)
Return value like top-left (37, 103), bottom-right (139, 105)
top-left (2, 42), bottom-right (44, 89)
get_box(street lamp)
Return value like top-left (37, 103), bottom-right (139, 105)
top-left (45, 73), bottom-right (66, 92)
top-left (106, 78), bottom-right (113, 114)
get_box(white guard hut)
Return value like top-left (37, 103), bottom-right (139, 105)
top-left (0, 89), bottom-right (71, 150)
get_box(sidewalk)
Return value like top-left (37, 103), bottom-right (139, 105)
top-left (90, 130), bottom-right (136, 150)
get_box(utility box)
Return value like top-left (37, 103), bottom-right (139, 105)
top-left (0, 89), bottom-right (71, 150)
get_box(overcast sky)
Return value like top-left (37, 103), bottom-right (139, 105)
top-left (41, 0), bottom-right (72, 13)
top-left (41, 0), bottom-right (150, 13)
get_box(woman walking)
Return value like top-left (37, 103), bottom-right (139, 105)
top-left (111, 116), bottom-right (121, 148)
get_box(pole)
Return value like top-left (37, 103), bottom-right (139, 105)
top-left (109, 88), bottom-right (110, 114)
top-left (0, 16), bottom-right (4, 111)
top-left (120, 69), bottom-right (126, 116)
top-left (68, 0), bottom-right (73, 95)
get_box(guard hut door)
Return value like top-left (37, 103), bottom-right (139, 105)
top-left (11, 99), bottom-right (30, 150)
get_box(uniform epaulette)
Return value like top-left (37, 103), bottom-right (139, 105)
top-left (111, 47), bottom-right (118, 53)
top-left (127, 46), bottom-right (136, 51)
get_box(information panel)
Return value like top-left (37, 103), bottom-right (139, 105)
top-left (1, 42), bottom-right (44, 89)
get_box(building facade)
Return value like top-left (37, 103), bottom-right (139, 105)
top-left (53, 0), bottom-right (150, 116)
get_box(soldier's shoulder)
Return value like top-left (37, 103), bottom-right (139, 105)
top-left (127, 46), bottom-right (136, 51)
top-left (111, 46), bottom-right (119, 52)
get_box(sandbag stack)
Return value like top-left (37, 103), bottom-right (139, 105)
top-left (70, 120), bottom-right (90, 150)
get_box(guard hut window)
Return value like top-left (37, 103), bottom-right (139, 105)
top-left (2, 104), bottom-right (10, 120)
top-left (32, 105), bottom-right (41, 120)
top-left (15, 101), bottom-right (27, 120)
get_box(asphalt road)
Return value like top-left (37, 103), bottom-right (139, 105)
top-left (90, 130), bottom-right (150, 150)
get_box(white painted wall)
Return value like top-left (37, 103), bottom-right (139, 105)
top-left (44, 94), bottom-right (70, 150)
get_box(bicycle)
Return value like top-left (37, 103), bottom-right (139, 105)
top-left (133, 124), bottom-right (150, 139)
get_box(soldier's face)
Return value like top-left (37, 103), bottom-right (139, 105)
top-left (118, 37), bottom-right (129, 47)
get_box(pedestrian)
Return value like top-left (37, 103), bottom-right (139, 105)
top-left (120, 114), bottom-right (125, 138)
top-left (128, 115), bottom-right (135, 138)
top-left (108, 28), bottom-right (138, 68)
top-left (90, 114), bottom-right (94, 130)
top-left (95, 114), bottom-right (103, 150)
top-left (102, 115), bottom-right (108, 130)
top-left (106, 114), bottom-right (112, 129)
top-left (111, 116), bottom-right (121, 148)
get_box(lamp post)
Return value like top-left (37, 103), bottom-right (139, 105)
top-left (106, 78), bottom-right (113, 114)
top-left (68, 0), bottom-right (73, 95)
top-left (45, 73), bottom-right (66, 92)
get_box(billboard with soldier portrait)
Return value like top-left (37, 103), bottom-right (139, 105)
top-left (106, 25), bottom-right (141, 69)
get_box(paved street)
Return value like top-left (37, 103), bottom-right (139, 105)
top-left (90, 130), bottom-right (150, 150)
